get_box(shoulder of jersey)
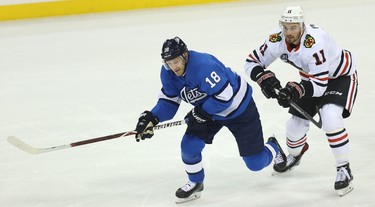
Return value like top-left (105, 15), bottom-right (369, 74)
top-left (302, 24), bottom-right (326, 49)
top-left (303, 34), bottom-right (316, 48)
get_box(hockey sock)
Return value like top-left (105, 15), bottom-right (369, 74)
top-left (326, 128), bottom-right (350, 165)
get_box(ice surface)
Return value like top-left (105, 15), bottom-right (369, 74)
top-left (1, 0), bottom-right (374, 206)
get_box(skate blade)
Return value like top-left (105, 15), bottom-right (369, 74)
top-left (272, 170), bottom-right (283, 176)
top-left (271, 163), bottom-right (301, 176)
top-left (175, 192), bottom-right (201, 204)
top-left (337, 182), bottom-right (354, 197)
top-left (271, 168), bottom-right (292, 176)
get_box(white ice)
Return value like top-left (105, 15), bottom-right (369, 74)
top-left (1, 0), bottom-right (374, 206)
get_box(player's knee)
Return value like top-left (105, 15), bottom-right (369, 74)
top-left (242, 150), bottom-right (270, 171)
top-left (181, 134), bottom-right (205, 158)
top-left (320, 104), bottom-right (344, 132)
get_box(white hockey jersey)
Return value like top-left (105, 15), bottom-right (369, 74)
top-left (245, 23), bottom-right (356, 97)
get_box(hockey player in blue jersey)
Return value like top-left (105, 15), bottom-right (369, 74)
top-left (134, 37), bottom-right (286, 203)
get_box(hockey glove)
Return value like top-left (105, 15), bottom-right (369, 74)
top-left (255, 70), bottom-right (282, 99)
top-left (185, 106), bottom-right (212, 137)
top-left (277, 82), bottom-right (305, 108)
top-left (135, 111), bottom-right (159, 142)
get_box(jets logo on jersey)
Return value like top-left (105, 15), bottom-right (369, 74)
top-left (180, 86), bottom-right (207, 104)
top-left (269, 32), bottom-right (282, 43)
top-left (304, 34), bottom-right (315, 48)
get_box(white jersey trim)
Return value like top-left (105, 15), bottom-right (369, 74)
top-left (214, 82), bottom-right (234, 102)
top-left (216, 77), bottom-right (247, 117)
top-left (157, 91), bottom-right (181, 104)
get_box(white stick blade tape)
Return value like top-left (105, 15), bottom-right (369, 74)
top-left (7, 136), bottom-right (38, 154)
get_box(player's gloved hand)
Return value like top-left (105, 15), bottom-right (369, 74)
top-left (255, 70), bottom-right (282, 99)
top-left (135, 111), bottom-right (159, 142)
top-left (185, 106), bottom-right (212, 135)
top-left (277, 82), bottom-right (305, 108)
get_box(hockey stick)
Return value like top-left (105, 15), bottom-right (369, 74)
top-left (289, 101), bottom-right (322, 128)
top-left (7, 119), bottom-right (186, 155)
top-left (275, 89), bottom-right (322, 129)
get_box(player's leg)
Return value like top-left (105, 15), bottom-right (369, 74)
top-left (320, 103), bottom-right (353, 195)
top-left (273, 115), bottom-right (310, 172)
top-left (225, 98), bottom-right (285, 171)
top-left (320, 73), bottom-right (358, 196)
top-left (175, 134), bottom-right (205, 203)
top-left (274, 96), bottom-right (319, 173)
top-left (176, 123), bottom-right (222, 203)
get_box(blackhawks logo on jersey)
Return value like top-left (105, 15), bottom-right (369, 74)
top-left (269, 32), bottom-right (282, 43)
top-left (304, 34), bottom-right (315, 48)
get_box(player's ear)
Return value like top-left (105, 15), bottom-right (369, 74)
top-left (183, 51), bottom-right (189, 61)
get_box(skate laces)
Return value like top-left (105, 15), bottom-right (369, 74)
top-left (275, 152), bottom-right (285, 164)
top-left (286, 154), bottom-right (297, 166)
top-left (181, 181), bottom-right (196, 192)
top-left (336, 167), bottom-right (350, 182)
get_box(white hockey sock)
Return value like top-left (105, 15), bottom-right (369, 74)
top-left (326, 128), bottom-right (350, 165)
top-left (287, 134), bottom-right (307, 156)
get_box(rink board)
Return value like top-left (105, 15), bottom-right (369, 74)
top-left (0, 0), bottom-right (234, 21)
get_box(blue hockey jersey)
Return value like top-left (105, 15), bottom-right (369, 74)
top-left (151, 50), bottom-right (253, 122)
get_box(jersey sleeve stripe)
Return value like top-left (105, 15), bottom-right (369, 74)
top-left (246, 59), bottom-right (258, 64)
top-left (342, 51), bottom-right (353, 76)
top-left (252, 50), bottom-right (261, 61)
top-left (157, 90), bottom-right (181, 105)
top-left (312, 71), bottom-right (329, 77)
top-left (333, 51), bottom-right (345, 77)
top-left (247, 52), bottom-right (259, 63)
top-left (299, 71), bottom-right (330, 81)
top-left (345, 72), bottom-right (358, 113)
top-left (339, 52), bottom-right (351, 76)
top-left (299, 71), bottom-right (309, 79)
top-left (333, 50), bottom-right (353, 78)
top-left (216, 77), bottom-right (248, 117)
top-left (213, 81), bottom-right (233, 102)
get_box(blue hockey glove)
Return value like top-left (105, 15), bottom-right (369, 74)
top-left (277, 82), bottom-right (305, 108)
top-left (135, 111), bottom-right (159, 142)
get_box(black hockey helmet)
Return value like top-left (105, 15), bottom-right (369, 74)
top-left (161, 37), bottom-right (188, 61)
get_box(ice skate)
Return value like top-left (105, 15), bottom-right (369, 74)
top-left (335, 163), bottom-right (354, 196)
top-left (273, 143), bottom-right (309, 174)
top-left (175, 181), bottom-right (204, 204)
top-left (267, 137), bottom-right (287, 172)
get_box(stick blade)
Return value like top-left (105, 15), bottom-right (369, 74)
top-left (7, 136), bottom-right (39, 154)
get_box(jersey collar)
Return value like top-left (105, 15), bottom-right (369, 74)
top-left (286, 40), bottom-right (301, 52)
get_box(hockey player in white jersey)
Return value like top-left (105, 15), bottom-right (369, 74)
top-left (244, 6), bottom-right (358, 196)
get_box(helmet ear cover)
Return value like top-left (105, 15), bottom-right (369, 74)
top-left (161, 37), bottom-right (188, 61)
